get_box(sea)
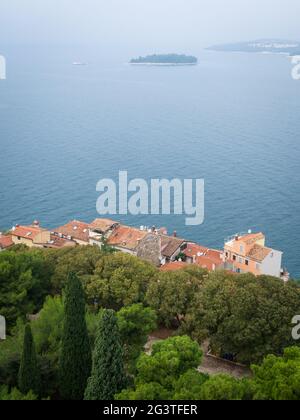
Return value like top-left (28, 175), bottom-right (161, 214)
top-left (0, 45), bottom-right (300, 278)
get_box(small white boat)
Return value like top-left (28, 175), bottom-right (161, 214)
top-left (72, 62), bottom-right (87, 66)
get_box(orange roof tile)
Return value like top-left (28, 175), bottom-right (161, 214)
top-left (107, 225), bottom-right (148, 250)
top-left (195, 255), bottom-right (219, 271)
top-left (160, 261), bottom-right (189, 272)
top-left (184, 243), bottom-right (224, 270)
top-left (0, 235), bottom-right (14, 249)
top-left (53, 220), bottom-right (90, 243)
top-left (246, 244), bottom-right (272, 262)
top-left (89, 218), bottom-right (119, 232)
top-left (232, 232), bottom-right (265, 245)
top-left (205, 249), bottom-right (224, 265)
top-left (184, 243), bottom-right (208, 258)
top-left (10, 225), bottom-right (46, 241)
top-left (46, 234), bottom-right (76, 249)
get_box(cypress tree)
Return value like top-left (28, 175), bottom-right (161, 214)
top-left (59, 272), bottom-right (92, 400)
top-left (84, 309), bottom-right (126, 400)
top-left (18, 324), bottom-right (40, 396)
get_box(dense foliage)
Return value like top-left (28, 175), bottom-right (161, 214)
top-left (85, 310), bottom-right (126, 400)
top-left (146, 267), bottom-right (207, 327)
top-left (59, 273), bottom-right (92, 400)
top-left (84, 253), bottom-right (156, 309)
top-left (0, 249), bottom-right (53, 331)
top-left (0, 385), bottom-right (37, 400)
top-left (117, 303), bottom-right (157, 372)
top-left (116, 336), bottom-right (204, 400)
top-left (251, 346), bottom-right (300, 400)
top-left (18, 324), bottom-right (40, 396)
top-left (181, 271), bottom-right (300, 364)
top-left (0, 246), bottom-right (299, 400)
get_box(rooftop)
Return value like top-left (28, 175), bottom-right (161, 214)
top-left (184, 243), bottom-right (224, 271)
top-left (107, 225), bottom-right (148, 250)
top-left (53, 220), bottom-right (90, 243)
top-left (160, 261), bottom-right (189, 272)
top-left (160, 235), bottom-right (186, 258)
top-left (184, 243), bottom-right (209, 258)
top-left (89, 218), bottom-right (119, 233)
top-left (0, 234), bottom-right (14, 249)
top-left (226, 232), bottom-right (265, 246)
top-left (246, 244), bottom-right (273, 262)
top-left (10, 224), bottom-right (46, 241)
top-left (46, 234), bottom-right (76, 249)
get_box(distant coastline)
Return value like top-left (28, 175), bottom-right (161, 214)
top-left (207, 39), bottom-right (300, 56)
top-left (130, 54), bottom-right (198, 66)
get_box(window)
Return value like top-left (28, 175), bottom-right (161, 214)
top-left (245, 260), bottom-right (249, 266)
top-left (256, 263), bottom-right (260, 271)
top-left (239, 257), bottom-right (243, 264)
top-left (233, 255), bottom-right (236, 261)
top-left (240, 245), bottom-right (244, 253)
top-left (18, 236), bottom-right (21, 241)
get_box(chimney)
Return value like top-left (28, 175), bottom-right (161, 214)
top-left (235, 235), bottom-right (239, 241)
top-left (33, 220), bottom-right (40, 227)
top-left (173, 231), bottom-right (177, 238)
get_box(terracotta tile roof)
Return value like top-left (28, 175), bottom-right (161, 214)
top-left (0, 235), bottom-right (14, 249)
top-left (184, 243), bottom-right (208, 258)
top-left (236, 232), bottom-right (265, 245)
top-left (205, 249), bottom-right (224, 265)
top-left (89, 218), bottom-right (119, 233)
top-left (195, 255), bottom-right (219, 271)
top-left (107, 225), bottom-right (148, 251)
top-left (160, 261), bottom-right (189, 272)
top-left (53, 220), bottom-right (90, 243)
top-left (10, 225), bottom-right (46, 241)
top-left (45, 234), bottom-right (76, 249)
top-left (246, 244), bottom-right (272, 262)
top-left (184, 243), bottom-right (224, 271)
top-left (161, 235), bottom-right (186, 258)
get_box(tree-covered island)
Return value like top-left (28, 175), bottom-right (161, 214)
top-left (130, 54), bottom-right (198, 65)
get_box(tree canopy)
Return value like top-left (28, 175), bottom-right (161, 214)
top-left (116, 336), bottom-right (203, 400)
top-left (0, 249), bottom-right (53, 331)
top-left (146, 267), bottom-right (207, 327)
top-left (18, 324), bottom-right (40, 396)
top-left (85, 309), bottom-right (126, 400)
top-left (182, 272), bottom-right (300, 364)
top-left (84, 253), bottom-right (156, 310)
top-left (117, 303), bottom-right (157, 372)
top-left (59, 272), bottom-right (92, 400)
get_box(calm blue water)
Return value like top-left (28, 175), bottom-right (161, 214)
top-left (1, 46), bottom-right (300, 277)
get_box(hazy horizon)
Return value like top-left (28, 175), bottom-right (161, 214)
top-left (1, 0), bottom-right (300, 50)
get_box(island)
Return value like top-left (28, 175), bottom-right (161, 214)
top-left (207, 39), bottom-right (300, 56)
top-left (130, 54), bottom-right (198, 65)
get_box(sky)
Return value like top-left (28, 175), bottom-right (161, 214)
top-left (0, 0), bottom-right (300, 50)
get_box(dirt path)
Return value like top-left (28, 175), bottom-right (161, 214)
top-left (199, 354), bottom-right (251, 378)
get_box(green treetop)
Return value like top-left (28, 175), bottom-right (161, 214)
top-left (59, 272), bottom-right (92, 400)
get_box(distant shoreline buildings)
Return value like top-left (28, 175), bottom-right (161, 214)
top-left (0, 218), bottom-right (289, 281)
